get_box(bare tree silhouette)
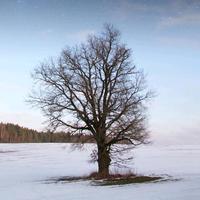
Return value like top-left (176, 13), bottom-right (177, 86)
top-left (29, 24), bottom-right (152, 177)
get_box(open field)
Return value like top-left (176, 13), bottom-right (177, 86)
top-left (0, 143), bottom-right (200, 200)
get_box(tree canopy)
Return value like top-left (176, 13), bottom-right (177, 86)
top-left (29, 24), bottom-right (152, 177)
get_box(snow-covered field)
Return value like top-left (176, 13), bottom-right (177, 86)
top-left (0, 143), bottom-right (199, 200)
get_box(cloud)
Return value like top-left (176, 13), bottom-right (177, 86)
top-left (159, 13), bottom-right (200, 28)
top-left (155, 0), bottom-right (200, 29)
top-left (110, 0), bottom-right (200, 27)
top-left (153, 1), bottom-right (200, 49)
top-left (16, 0), bottom-right (23, 4)
top-left (40, 29), bottom-right (53, 37)
top-left (109, 0), bottom-right (162, 21)
top-left (69, 30), bottom-right (96, 42)
top-left (62, 29), bottom-right (96, 44)
top-left (157, 35), bottom-right (200, 49)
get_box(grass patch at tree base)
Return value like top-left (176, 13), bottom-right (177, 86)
top-left (47, 172), bottom-right (174, 186)
top-left (92, 175), bottom-right (162, 186)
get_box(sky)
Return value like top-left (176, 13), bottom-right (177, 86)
top-left (0, 0), bottom-right (200, 145)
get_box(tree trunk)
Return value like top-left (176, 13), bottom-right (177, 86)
top-left (97, 145), bottom-right (111, 177)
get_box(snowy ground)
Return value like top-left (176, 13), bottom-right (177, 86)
top-left (0, 143), bottom-right (200, 200)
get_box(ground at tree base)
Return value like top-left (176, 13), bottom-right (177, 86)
top-left (48, 172), bottom-right (177, 186)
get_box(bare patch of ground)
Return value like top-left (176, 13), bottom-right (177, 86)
top-left (46, 172), bottom-right (177, 186)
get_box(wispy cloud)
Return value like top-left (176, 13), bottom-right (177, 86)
top-left (110, 0), bottom-right (200, 26)
top-left (157, 35), bottom-right (200, 49)
top-left (109, 0), bottom-right (162, 21)
top-left (72, 30), bottom-right (96, 41)
top-left (159, 13), bottom-right (200, 28)
top-left (65, 29), bottom-right (96, 43)
top-left (38, 29), bottom-right (96, 42)
top-left (40, 29), bottom-right (53, 37)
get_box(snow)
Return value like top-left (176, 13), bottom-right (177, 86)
top-left (0, 143), bottom-right (200, 200)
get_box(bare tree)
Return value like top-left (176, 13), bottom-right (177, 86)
top-left (29, 25), bottom-right (152, 177)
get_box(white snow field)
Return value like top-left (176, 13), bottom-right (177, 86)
top-left (0, 143), bottom-right (200, 200)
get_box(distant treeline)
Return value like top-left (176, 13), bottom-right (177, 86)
top-left (0, 123), bottom-right (93, 143)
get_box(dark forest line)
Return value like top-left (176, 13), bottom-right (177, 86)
top-left (0, 123), bottom-right (93, 143)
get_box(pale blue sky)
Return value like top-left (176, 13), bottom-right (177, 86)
top-left (1, 0), bottom-right (200, 144)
